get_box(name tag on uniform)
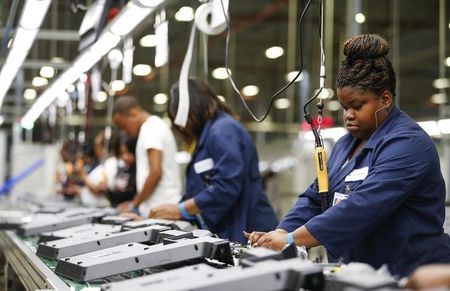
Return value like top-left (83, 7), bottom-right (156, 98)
top-left (344, 167), bottom-right (368, 182)
top-left (333, 192), bottom-right (348, 206)
top-left (194, 158), bottom-right (214, 174)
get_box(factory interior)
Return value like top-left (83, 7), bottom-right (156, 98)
top-left (0, 0), bottom-right (450, 290)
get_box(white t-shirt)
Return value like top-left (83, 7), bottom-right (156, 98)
top-left (136, 116), bottom-right (182, 216)
top-left (80, 156), bottom-right (122, 207)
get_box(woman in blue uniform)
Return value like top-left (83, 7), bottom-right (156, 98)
top-left (150, 78), bottom-right (278, 244)
top-left (245, 34), bottom-right (450, 277)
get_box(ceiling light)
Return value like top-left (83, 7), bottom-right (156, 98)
top-left (274, 98), bottom-right (291, 109)
top-left (212, 67), bottom-right (231, 80)
top-left (80, 74), bottom-right (88, 82)
top-left (56, 91), bottom-right (70, 108)
top-left (355, 13), bottom-right (366, 23)
top-left (241, 85), bottom-right (259, 96)
top-left (110, 2), bottom-right (152, 36)
top-left (285, 71), bottom-right (303, 82)
top-left (32, 76), bottom-right (48, 87)
top-left (95, 91), bottom-right (108, 103)
top-left (19, 0), bottom-right (52, 30)
top-left (51, 57), bottom-right (65, 63)
top-left (265, 46), bottom-right (284, 59)
top-left (154, 93), bottom-right (168, 105)
top-left (438, 119), bottom-right (450, 134)
top-left (430, 93), bottom-right (447, 104)
top-left (108, 49), bottom-right (123, 70)
top-left (133, 64), bottom-right (152, 76)
top-left (315, 88), bottom-right (334, 99)
top-left (175, 6), bottom-right (194, 22)
top-left (110, 80), bottom-right (126, 92)
top-left (135, 0), bottom-right (164, 7)
top-left (217, 95), bottom-right (226, 102)
top-left (446, 57), bottom-right (450, 67)
top-left (140, 34), bottom-right (157, 47)
top-left (24, 88), bottom-right (37, 100)
top-left (40, 66), bottom-right (55, 79)
top-left (327, 100), bottom-right (341, 111)
top-left (67, 84), bottom-right (75, 93)
top-left (432, 78), bottom-right (450, 89)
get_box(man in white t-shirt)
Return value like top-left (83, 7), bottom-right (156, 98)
top-left (112, 96), bottom-right (181, 217)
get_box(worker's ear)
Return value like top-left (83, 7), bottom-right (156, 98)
top-left (381, 90), bottom-right (393, 109)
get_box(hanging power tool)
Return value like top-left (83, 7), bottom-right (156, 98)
top-left (303, 0), bottom-right (328, 212)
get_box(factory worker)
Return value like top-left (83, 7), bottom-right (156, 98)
top-left (150, 78), bottom-right (278, 244)
top-left (245, 34), bottom-right (450, 277)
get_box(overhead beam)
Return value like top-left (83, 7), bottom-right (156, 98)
top-left (0, 28), bottom-right (79, 41)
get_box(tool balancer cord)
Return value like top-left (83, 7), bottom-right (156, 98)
top-left (220, 0), bottom-right (315, 122)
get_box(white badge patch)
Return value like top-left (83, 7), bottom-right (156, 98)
top-left (344, 167), bottom-right (369, 182)
top-left (194, 158), bottom-right (214, 174)
top-left (333, 192), bottom-right (348, 206)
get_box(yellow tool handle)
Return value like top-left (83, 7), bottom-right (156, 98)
top-left (314, 146), bottom-right (329, 193)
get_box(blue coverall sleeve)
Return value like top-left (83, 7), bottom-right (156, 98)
top-left (304, 135), bottom-right (430, 258)
top-left (277, 180), bottom-right (322, 232)
top-left (194, 125), bottom-right (245, 227)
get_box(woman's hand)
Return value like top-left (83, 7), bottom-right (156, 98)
top-left (149, 204), bottom-right (182, 220)
top-left (244, 229), bottom-right (288, 250)
top-left (117, 201), bottom-right (132, 213)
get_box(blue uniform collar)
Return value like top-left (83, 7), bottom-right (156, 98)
top-left (363, 105), bottom-right (401, 150)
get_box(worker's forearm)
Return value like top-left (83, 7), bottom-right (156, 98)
top-left (133, 173), bottom-right (161, 207)
top-left (183, 198), bottom-right (201, 215)
top-left (292, 226), bottom-right (321, 248)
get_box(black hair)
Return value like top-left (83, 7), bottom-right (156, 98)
top-left (112, 95), bottom-right (141, 115)
top-left (336, 34), bottom-right (396, 97)
top-left (168, 77), bottom-right (235, 144)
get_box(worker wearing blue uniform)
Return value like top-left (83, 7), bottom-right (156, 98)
top-left (245, 34), bottom-right (450, 277)
top-left (150, 78), bottom-right (278, 243)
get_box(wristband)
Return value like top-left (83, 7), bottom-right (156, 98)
top-left (128, 203), bottom-right (140, 215)
top-left (287, 232), bottom-right (295, 245)
top-left (178, 202), bottom-right (196, 220)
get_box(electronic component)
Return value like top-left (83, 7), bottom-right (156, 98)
top-left (55, 236), bottom-right (233, 282)
top-left (100, 257), bottom-right (324, 291)
top-left (37, 224), bottom-right (170, 260)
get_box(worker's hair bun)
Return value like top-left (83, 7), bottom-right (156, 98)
top-left (343, 34), bottom-right (390, 62)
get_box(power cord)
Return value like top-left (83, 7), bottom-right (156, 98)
top-left (220, 0), bottom-right (315, 122)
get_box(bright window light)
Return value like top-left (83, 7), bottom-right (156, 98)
top-left (212, 67), bottom-right (231, 80)
top-left (140, 34), bottom-right (157, 47)
top-left (154, 93), bottom-right (168, 105)
top-left (133, 64), bottom-right (152, 76)
top-left (265, 46), bottom-right (284, 59)
top-left (24, 88), bottom-right (37, 100)
top-left (32, 76), bottom-right (48, 87)
top-left (355, 13), bottom-right (366, 23)
top-left (241, 85), bottom-right (259, 96)
top-left (285, 71), bottom-right (303, 82)
top-left (110, 80), bottom-right (125, 92)
top-left (40, 66), bottom-right (55, 79)
top-left (274, 98), bottom-right (291, 109)
top-left (175, 6), bottom-right (194, 22)
top-left (315, 88), bottom-right (334, 99)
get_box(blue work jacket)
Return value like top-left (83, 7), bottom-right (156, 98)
top-left (279, 106), bottom-right (450, 277)
top-left (183, 112), bottom-right (278, 244)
